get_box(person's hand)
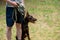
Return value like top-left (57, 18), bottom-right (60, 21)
top-left (12, 1), bottom-right (18, 7)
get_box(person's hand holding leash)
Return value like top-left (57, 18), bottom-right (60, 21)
top-left (6, 0), bottom-right (18, 7)
top-left (11, 1), bottom-right (18, 7)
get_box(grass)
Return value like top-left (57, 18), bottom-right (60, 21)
top-left (0, 0), bottom-right (60, 40)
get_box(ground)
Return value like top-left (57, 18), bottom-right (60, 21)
top-left (0, 0), bottom-right (60, 40)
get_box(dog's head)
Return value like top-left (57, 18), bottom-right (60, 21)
top-left (25, 12), bottom-right (37, 23)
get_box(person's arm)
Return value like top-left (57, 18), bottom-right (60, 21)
top-left (6, 0), bottom-right (18, 7)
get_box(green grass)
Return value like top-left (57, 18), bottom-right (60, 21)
top-left (0, 0), bottom-right (60, 40)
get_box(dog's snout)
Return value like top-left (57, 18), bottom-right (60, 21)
top-left (33, 18), bottom-right (37, 21)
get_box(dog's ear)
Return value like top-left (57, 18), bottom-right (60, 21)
top-left (24, 11), bottom-right (28, 18)
top-left (26, 11), bottom-right (29, 16)
top-left (24, 11), bottom-right (30, 18)
top-left (25, 11), bottom-right (30, 17)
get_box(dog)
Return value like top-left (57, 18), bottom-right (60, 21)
top-left (16, 12), bottom-right (37, 40)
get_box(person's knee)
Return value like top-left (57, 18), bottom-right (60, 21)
top-left (16, 23), bottom-right (22, 28)
top-left (6, 27), bottom-right (12, 31)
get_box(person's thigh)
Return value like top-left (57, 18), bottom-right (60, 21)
top-left (16, 11), bottom-right (24, 24)
top-left (6, 7), bottom-right (14, 27)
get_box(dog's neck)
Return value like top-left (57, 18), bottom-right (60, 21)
top-left (24, 18), bottom-right (29, 24)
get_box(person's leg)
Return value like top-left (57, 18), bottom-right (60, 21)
top-left (15, 9), bottom-right (25, 40)
top-left (6, 27), bottom-right (12, 40)
top-left (6, 7), bottom-right (14, 40)
top-left (16, 23), bottom-right (22, 40)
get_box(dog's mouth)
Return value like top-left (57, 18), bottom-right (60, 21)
top-left (31, 18), bottom-right (37, 23)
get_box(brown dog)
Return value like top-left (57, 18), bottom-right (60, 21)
top-left (16, 12), bottom-right (37, 40)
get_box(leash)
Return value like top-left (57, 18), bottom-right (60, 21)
top-left (12, 2), bottom-right (28, 22)
top-left (12, 7), bottom-right (17, 21)
top-left (12, 6), bottom-right (25, 21)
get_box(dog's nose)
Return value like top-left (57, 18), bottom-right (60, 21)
top-left (33, 18), bottom-right (37, 21)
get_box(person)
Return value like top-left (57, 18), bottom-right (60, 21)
top-left (6, 0), bottom-right (25, 40)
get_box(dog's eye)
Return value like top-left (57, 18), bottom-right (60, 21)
top-left (30, 16), bottom-right (33, 18)
top-left (29, 17), bottom-right (32, 19)
top-left (31, 16), bottom-right (32, 17)
top-left (29, 16), bottom-right (32, 19)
